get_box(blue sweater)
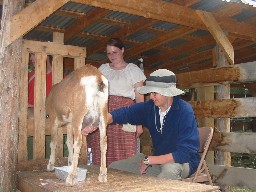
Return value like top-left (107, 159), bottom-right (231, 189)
top-left (110, 96), bottom-right (200, 176)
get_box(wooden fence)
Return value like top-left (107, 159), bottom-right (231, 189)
top-left (18, 38), bottom-right (87, 165)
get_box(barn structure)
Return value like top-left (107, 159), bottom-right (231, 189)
top-left (0, 0), bottom-right (256, 191)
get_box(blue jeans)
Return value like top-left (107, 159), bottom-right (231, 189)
top-left (109, 153), bottom-right (190, 180)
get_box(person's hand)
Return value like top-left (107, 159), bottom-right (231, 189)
top-left (81, 125), bottom-right (98, 136)
top-left (136, 125), bottom-right (143, 138)
top-left (139, 158), bottom-right (150, 174)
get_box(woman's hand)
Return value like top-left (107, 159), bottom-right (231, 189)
top-left (81, 125), bottom-right (98, 136)
top-left (136, 125), bottom-right (143, 138)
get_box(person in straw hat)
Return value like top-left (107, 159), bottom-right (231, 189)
top-left (82, 69), bottom-right (200, 180)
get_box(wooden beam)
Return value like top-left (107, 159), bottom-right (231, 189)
top-left (7, 0), bottom-right (70, 46)
top-left (23, 40), bottom-right (86, 57)
top-left (209, 165), bottom-right (256, 190)
top-left (196, 10), bottom-right (234, 65)
top-left (190, 97), bottom-right (256, 118)
top-left (71, 0), bottom-right (256, 40)
top-left (177, 61), bottom-right (256, 89)
top-left (211, 131), bottom-right (256, 154)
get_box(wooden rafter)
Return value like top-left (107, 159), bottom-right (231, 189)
top-left (196, 10), bottom-right (234, 65)
top-left (72, 0), bottom-right (256, 40)
top-left (7, 0), bottom-right (70, 46)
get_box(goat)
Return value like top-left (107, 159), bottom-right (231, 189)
top-left (46, 64), bottom-right (108, 185)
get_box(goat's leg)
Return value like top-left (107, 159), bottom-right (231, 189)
top-left (47, 118), bottom-right (59, 171)
top-left (65, 120), bottom-right (83, 185)
top-left (98, 106), bottom-right (108, 183)
top-left (66, 123), bottom-right (73, 166)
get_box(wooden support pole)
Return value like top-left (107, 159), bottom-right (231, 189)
top-left (34, 52), bottom-right (47, 160)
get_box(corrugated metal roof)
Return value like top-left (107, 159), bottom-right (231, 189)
top-left (65, 36), bottom-right (97, 47)
top-left (232, 9), bottom-right (256, 21)
top-left (150, 21), bottom-right (179, 31)
top-left (83, 22), bottom-right (120, 36)
top-left (61, 2), bottom-right (94, 14)
top-left (104, 11), bottom-right (141, 23)
top-left (191, 0), bottom-right (228, 11)
top-left (189, 30), bottom-right (210, 37)
top-left (40, 14), bottom-right (76, 29)
top-left (24, 30), bottom-right (52, 42)
top-left (194, 44), bottom-right (216, 53)
top-left (171, 54), bottom-right (189, 61)
top-left (164, 39), bottom-right (188, 48)
top-left (142, 49), bottom-right (161, 56)
top-left (87, 53), bottom-right (106, 61)
top-left (126, 31), bottom-right (156, 43)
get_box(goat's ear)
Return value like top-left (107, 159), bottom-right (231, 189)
top-left (46, 114), bottom-right (49, 119)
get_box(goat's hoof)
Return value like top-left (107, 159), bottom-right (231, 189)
top-left (47, 163), bottom-right (54, 171)
top-left (98, 174), bottom-right (107, 183)
top-left (65, 175), bottom-right (76, 186)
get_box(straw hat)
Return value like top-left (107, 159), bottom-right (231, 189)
top-left (137, 69), bottom-right (184, 97)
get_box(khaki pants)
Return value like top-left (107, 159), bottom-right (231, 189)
top-left (109, 153), bottom-right (190, 180)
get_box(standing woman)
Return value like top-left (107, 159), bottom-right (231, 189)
top-left (88, 38), bottom-right (146, 166)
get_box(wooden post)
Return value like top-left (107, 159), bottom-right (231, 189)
top-left (196, 86), bottom-right (215, 164)
top-left (0, 1), bottom-right (24, 191)
top-left (18, 49), bottom-right (29, 161)
top-left (52, 32), bottom-right (64, 159)
top-left (34, 53), bottom-right (47, 160)
top-left (214, 44), bottom-right (231, 191)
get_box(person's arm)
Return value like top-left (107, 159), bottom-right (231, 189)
top-left (81, 113), bottom-right (113, 136)
top-left (134, 81), bottom-right (144, 137)
top-left (139, 154), bottom-right (175, 174)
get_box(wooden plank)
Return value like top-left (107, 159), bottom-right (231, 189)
top-left (211, 131), bottom-right (256, 154)
top-left (23, 40), bottom-right (86, 58)
top-left (190, 97), bottom-right (256, 118)
top-left (17, 165), bottom-right (220, 192)
top-left (209, 164), bottom-right (256, 190)
top-left (74, 57), bottom-right (86, 69)
top-left (18, 49), bottom-right (29, 162)
top-left (71, 0), bottom-right (256, 40)
top-left (177, 61), bottom-right (256, 89)
top-left (196, 10), bottom-right (234, 65)
top-left (34, 53), bottom-right (46, 160)
top-left (52, 32), bottom-right (65, 159)
top-left (6, 0), bottom-right (70, 46)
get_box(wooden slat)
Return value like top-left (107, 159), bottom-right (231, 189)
top-left (18, 49), bottom-right (29, 162)
top-left (34, 53), bottom-right (47, 160)
top-left (209, 164), bottom-right (256, 190)
top-left (7, 0), bottom-right (70, 46)
top-left (211, 131), bottom-right (256, 154)
top-left (190, 97), bottom-right (256, 118)
top-left (23, 40), bottom-right (86, 58)
top-left (72, 0), bottom-right (256, 40)
top-left (196, 10), bottom-right (234, 65)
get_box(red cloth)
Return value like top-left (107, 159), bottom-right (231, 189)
top-left (28, 70), bottom-right (52, 106)
top-left (88, 95), bottom-right (137, 166)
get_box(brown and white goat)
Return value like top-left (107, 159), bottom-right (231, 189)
top-left (46, 64), bottom-right (108, 185)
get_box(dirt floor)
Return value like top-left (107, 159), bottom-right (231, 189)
top-left (17, 165), bottom-right (220, 192)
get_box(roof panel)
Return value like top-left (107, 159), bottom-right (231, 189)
top-left (150, 21), bottom-right (179, 31)
top-left (189, 30), bottom-right (211, 37)
top-left (61, 2), bottom-right (94, 14)
top-left (83, 22), bottom-right (120, 36)
top-left (24, 30), bottom-right (52, 42)
top-left (126, 31), bottom-right (156, 43)
top-left (191, 0), bottom-right (228, 11)
top-left (104, 11), bottom-right (141, 23)
top-left (65, 36), bottom-right (98, 47)
top-left (164, 39), bottom-right (188, 48)
top-left (40, 14), bottom-right (76, 29)
top-left (232, 9), bottom-right (256, 21)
